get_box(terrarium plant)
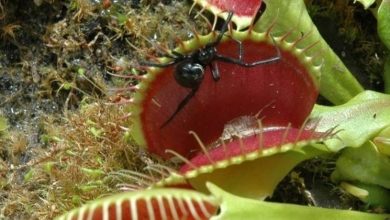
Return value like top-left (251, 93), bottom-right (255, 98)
top-left (56, 0), bottom-right (390, 219)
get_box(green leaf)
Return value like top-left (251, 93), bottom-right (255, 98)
top-left (378, 0), bottom-right (390, 49)
top-left (384, 56), bottom-right (390, 94)
top-left (207, 182), bottom-right (390, 220)
top-left (332, 141), bottom-right (390, 189)
top-left (309, 90), bottom-right (390, 151)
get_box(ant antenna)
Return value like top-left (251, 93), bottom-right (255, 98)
top-left (215, 11), bottom-right (234, 45)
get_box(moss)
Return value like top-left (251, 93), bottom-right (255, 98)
top-left (306, 0), bottom-right (386, 91)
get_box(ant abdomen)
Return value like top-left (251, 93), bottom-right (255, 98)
top-left (174, 61), bottom-right (205, 88)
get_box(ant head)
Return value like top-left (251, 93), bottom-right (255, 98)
top-left (196, 46), bottom-right (217, 65)
top-left (174, 60), bottom-right (205, 88)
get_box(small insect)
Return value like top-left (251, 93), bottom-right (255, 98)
top-left (141, 12), bottom-right (281, 128)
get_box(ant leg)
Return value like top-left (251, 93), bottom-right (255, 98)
top-left (139, 59), bottom-right (180, 68)
top-left (242, 36), bottom-right (281, 66)
top-left (237, 39), bottom-right (243, 61)
top-left (139, 50), bottom-right (186, 68)
top-left (230, 37), bottom-right (243, 61)
top-left (215, 36), bottom-right (281, 67)
top-left (210, 62), bottom-right (221, 81)
top-left (171, 50), bottom-right (186, 59)
top-left (160, 86), bottom-right (199, 128)
top-left (219, 34), bottom-right (243, 60)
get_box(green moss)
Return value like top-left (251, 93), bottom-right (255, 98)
top-left (0, 116), bottom-right (8, 134)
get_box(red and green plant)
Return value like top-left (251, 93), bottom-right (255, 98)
top-left (56, 0), bottom-right (390, 219)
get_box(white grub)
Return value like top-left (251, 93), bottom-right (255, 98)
top-left (219, 115), bottom-right (287, 143)
top-left (219, 115), bottom-right (260, 141)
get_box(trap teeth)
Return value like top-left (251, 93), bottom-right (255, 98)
top-left (153, 126), bottom-right (330, 199)
top-left (131, 30), bottom-right (320, 158)
top-left (193, 0), bottom-right (263, 30)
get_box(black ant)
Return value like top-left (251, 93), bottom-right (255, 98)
top-left (141, 12), bottom-right (281, 128)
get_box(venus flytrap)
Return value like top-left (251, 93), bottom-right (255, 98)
top-left (55, 182), bottom-right (390, 220)
top-left (332, 141), bottom-right (390, 191)
top-left (333, 142), bottom-right (390, 210)
top-left (308, 91), bottom-right (390, 151)
top-left (300, 1), bottom-right (390, 208)
top-left (55, 187), bottom-right (220, 220)
top-left (378, 0), bottom-right (390, 93)
top-left (207, 183), bottom-right (390, 220)
top-left (384, 57), bottom-right (390, 94)
top-left (378, 0), bottom-right (390, 50)
top-left (192, 0), bottom-right (262, 30)
top-left (124, 0), bottom-right (340, 205)
top-left (149, 126), bottom-right (332, 200)
top-left (306, 91), bottom-right (390, 209)
top-left (130, 7), bottom-right (321, 159)
top-left (254, 0), bottom-right (364, 104)
top-left (359, 0), bottom-right (390, 93)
